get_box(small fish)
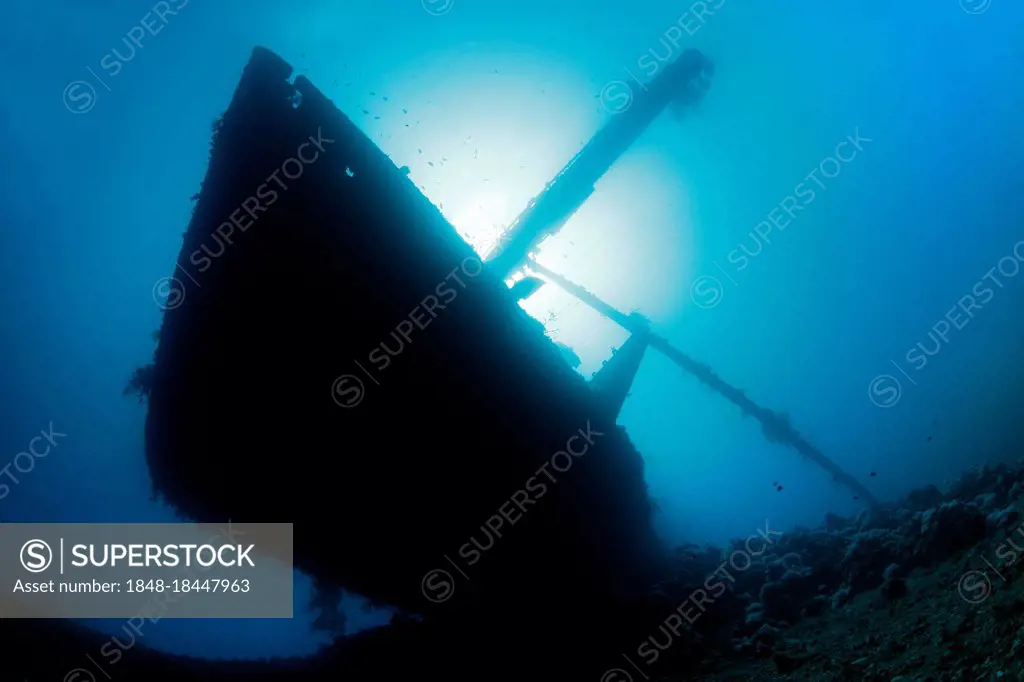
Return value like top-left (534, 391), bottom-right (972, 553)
top-left (402, 108), bottom-right (408, 114)
top-left (869, 471), bottom-right (877, 477)
top-left (776, 485), bottom-right (783, 492)
top-left (853, 496), bottom-right (859, 501)
top-left (926, 435), bottom-right (933, 442)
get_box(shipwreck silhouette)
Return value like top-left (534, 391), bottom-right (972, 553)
top-left (6, 44), bottom-right (877, 681)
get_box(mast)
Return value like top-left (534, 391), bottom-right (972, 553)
top-left (527, 257), bottom-right (881, 508)
top-left (485, 50), bottom-right (714, 279)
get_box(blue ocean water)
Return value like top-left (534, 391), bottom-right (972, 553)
top-left (2, 0), bottom-right (1023, 663)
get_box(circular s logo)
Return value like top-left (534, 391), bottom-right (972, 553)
top-left (690, 275), bottom-right (724, 309)
top-left (332, 374), bottom-right (365, 408)
top-left (960, 0), bottom-right (992, 14)
top-left (152, 276), bottom-right (186, 311)
top-left (421, 569), bottom-right (454, 603)
top-left (600, 81), bottom-right (633, 114)
top-left (63, 81), bottom-right (97, 114)
top-left (422, 0), bottom-right (454, 15)
top-left (21, 539), bottom-right (53, 573)
top-left (63, 669), bottom-right (97, 682)
top-left (867, 374), bottom-right (901, 408)
top-left (957, 570), bottom-right (992, 604)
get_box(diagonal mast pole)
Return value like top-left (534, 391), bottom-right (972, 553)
top-left (486, 49), bottom-right (714, 280)
top-left (527, 257), bottom-right (880, 508)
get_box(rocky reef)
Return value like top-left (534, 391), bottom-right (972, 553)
top-left (637, 460), bottom-right (1024, 680)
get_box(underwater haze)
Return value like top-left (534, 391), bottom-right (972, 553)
top-left (3, 0), bottom-right (1024, 664)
